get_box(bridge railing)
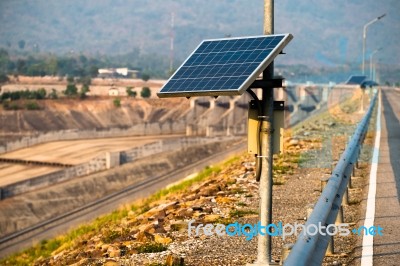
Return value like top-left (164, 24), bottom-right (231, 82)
top-left (284, 90), bottom-right (378, 266)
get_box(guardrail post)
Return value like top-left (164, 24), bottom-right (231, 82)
top-left (330, 161), bottom-right (337, 174)
top-left (356, 147), bottom-right (361, 169)
top-left (306, 204), bottom-right (314, 220)
top-left (343, 186), bottom-right (349, 205)
top-left (320, 177), bottom-right (329, 192)
top-left (306, 203), bottom-right (334, 255)
top-left (326, 234), bottom-right (334, 256)
top-left (319, 177), bottom-right (345, 222)
top-left (349, 163), bottom-right (355, 188)
top-left (280, 244), bottom-right (293, 265)
top-left (336, 205), bottom-right (344, 224)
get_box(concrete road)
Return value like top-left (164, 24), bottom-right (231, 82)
top-left (0, 135), bottom-right (182, 186)
top-left (368, 88), bottom-right (400, 265)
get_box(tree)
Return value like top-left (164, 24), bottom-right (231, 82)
top-left (126, 87), bottom-right (137, 97)
top-left (16, 59), bottom-right (26, 74)
top-left (80, 84), bottom-right (90, 99)
top-left (36, 88), bottom-right (47, 99)
top-left (63, 84), bottom-right (78, 97)
top-left (49, 88), bottom-right (58, 99)
top-left (113, 98), bottom-right (121, 107)
top-left (45, 56), bottom-right (58, 76)
top-left (25, 101), bottom-right (40, 110)
top-left (9, 91), bottom-right (21, 100)
top-left (78, 76), bottom-right (91, 86)
top-left (18, 40), bottom-right (26, 50)
top-left (141, 73), bottom-right (150, 82)
top-left (66, 75), bottom-right (75, 83)
top-left (0, 73), bottom-right (9, 83)
top-left (0, 49), bottom-right (10, 73)
top-left (140, 87), bottom-right (151, 98)
top-left (89, 66), bottom-right (99, 77)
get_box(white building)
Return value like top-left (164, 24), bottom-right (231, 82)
top-left (98, 68), bottom-right (139, 79)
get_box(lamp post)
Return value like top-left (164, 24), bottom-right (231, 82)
top-left (362, 14), bottom-right (385, 74)
top-left (369, 48), bottom-right (382, 81)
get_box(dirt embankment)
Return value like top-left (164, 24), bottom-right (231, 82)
top-left (0, 98), bottom-right (189, 141)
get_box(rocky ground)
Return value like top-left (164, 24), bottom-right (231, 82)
top-left (2, 93), bottom-right (376, 266)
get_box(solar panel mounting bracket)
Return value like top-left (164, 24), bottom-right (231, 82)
top-left (249, 78), bottom-right (284, 89)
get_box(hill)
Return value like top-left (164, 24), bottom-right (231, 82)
top-left (1, 0), bottom-right (399, 69)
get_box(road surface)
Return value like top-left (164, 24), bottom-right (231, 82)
top-left (372, 88), bottom-right (400, 265)
top-left (356, 88), bottom-right (400, 265)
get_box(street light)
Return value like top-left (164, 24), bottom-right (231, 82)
top-left (369, 48), bottom-right (382, 81)
top-left (362, 13), bottom-right (386, 74)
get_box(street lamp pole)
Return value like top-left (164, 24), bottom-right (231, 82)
top-left (369, 48), bottom-right (382, 81)
top-left (362, 13), bottom-right (386, 74)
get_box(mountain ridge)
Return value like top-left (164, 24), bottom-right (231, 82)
top-left (0, 0), bottom-right (399, 68)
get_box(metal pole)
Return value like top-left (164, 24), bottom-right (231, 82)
top-left (369, 48), bottom-right (381, 81)
top-left (369, 57), bottom-right (373, 80)
top-left (252, 0), bottom-right (275, 265)
top-left (362, 14), bottom-right (386, 75)
top-left (362, 26), bottom-right (366, 75)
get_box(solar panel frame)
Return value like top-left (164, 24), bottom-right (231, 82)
top-left (346, 75), bottom-right (367, 85)
top-left (157, 33), bottom-right (293, 98)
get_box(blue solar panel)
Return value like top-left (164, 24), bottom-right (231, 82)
top-left (158, 34), bottom-right (293, 98)
top-left (346, 75), bottom-right (367, 85)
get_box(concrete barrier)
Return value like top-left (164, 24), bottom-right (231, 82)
top-left (0, 121), bottom-right (186, 154)
top-left (0, 136), bottom-right (241, 199)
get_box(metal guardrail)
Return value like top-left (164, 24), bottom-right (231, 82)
top-left (284, 91), bottom-right (378, 266)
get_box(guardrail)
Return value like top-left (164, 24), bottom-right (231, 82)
top-left (284, 90), bottom-right (378, 265)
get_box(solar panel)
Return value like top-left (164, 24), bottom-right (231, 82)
top-left (158, 34), bottom-right (293, 98)
top-left (346, 75), bottom-right (367, 85)
top-left (361, 80), bottom-right (378, 88)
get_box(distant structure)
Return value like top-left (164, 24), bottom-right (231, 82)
top-left (108, 87), bottom-right (119, 96)
top-left (346, 75), bottom-right (367, 85)
top-left (98, 68), bottom-right (140, 79)
top-left (345, 75), bottom-right (378, 88)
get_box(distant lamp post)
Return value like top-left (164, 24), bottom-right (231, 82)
top-left (369, 48), bottom-right (382, 81)
top-left (362, 14), bottom-right (386, 74)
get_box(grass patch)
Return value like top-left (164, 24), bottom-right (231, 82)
top-left (229, 188), bottom-right (246, 194)
top-left (215, 217), bottom-right (234, 225)
top-left (0, 208), bottom-right (130, 265)
top-left (101, 230), bottom-right (122, 243)
top-left (273, 164), bottom-right (291, 173)
top-left (273, 176), bottom-right (285, 185)
top-left (229, 209), bottom-right (258, 218)
top-left (137, 242), bottom-right (167, 253)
